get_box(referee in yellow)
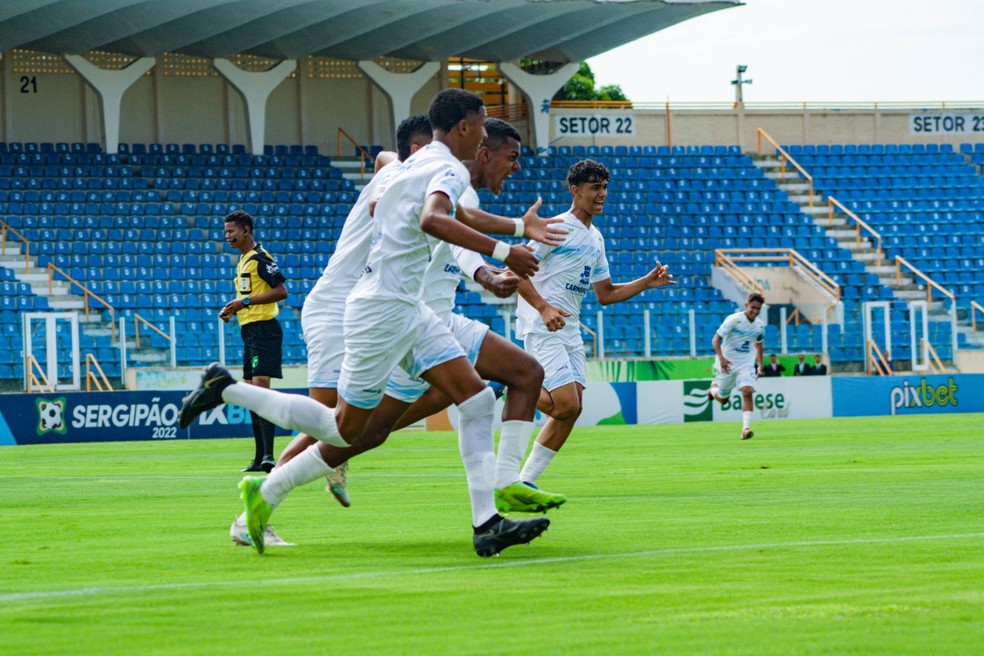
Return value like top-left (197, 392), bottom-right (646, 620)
top-left (220, 210), bottom-right (288, 472)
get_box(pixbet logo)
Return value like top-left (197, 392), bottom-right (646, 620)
top-left (889, 377), bottom-right (958, 415)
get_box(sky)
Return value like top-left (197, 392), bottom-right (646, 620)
top-left (586, 0), bottom-right (982, 104)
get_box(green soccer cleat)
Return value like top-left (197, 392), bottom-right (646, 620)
top-left (326, 461), bottom-right (350, 508)
top-left (238, 476), bottom-right (274, 554)
top-left (494, 481), bottom-right (566, 514)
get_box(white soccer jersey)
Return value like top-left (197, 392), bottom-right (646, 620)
top-left (715, 310), bottom-right (766, 367)
top-left (515, 211), bottom-right (610, 338)
top-left (349, 141), bottom-right (471, 304)
top-left (419, 186), bottom-right (481, 319)
top-left (305, 161), bottom-right (404, 307)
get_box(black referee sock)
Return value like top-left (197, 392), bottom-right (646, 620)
top-left (249, 411), bottom-right (265, 463)
top-left (260, 415), bottom-right (276, 461)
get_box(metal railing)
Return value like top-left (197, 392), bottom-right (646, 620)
top-left (756, 128), bottom-right (815, 210)
top-left (337, 127), bottom-right (371, 180)
top-left (866, 339), bottom-right (892, 376)
top-left (713, 250), bottom-right (766, 296)
top-left (26, 354), bottom-right (54, 392)
top-left (85, 353), bottom-right (113, 391)
top-left (715, 248), bottom-right (840, 301)
top-left (828, 197), bottom-right (884, 267)
top-left (922, 339), bottom-right (945, 374)
top-left (133, 314), bottom-right (171, 350)
top-left (895, 256), bottom-right (955, 306)
top-left (46, 263), bottom-right (116, 341)
top-left (0, 220), bottom-right (31, 273)
top-left (971, 300), bottom-right (984, 332)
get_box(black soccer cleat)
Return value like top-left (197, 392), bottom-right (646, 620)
top-left (179, 362), bottom-right (234, 429)
top-left (473, 516), bottom-right (549, 558)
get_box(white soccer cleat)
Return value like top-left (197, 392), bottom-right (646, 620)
top-left (229, 516), bottom-right (295, 547)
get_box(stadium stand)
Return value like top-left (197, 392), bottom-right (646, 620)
top-left (1, 139), bottom-right (982, 386)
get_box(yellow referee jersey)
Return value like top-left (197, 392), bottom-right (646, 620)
top-left (234, 244), bottom-right (286, 326)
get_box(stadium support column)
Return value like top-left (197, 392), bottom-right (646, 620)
top-left (357, 61), bottom-right (441, 142)
top-left (499, 62), bottom-right (579, 156)
top-left (64, 55), bottom-right (156, 154)
top-left (213, 59), bottom-right (296, 156)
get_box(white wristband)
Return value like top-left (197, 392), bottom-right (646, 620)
top-left (492, 241), bottom-right (510, 262)
top-left (512, 218), bottom-right (524, 237)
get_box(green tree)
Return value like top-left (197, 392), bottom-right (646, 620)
top-left (552, 62), bottom-right (629, 102)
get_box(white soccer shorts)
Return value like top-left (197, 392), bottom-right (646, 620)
top-left (385, 312), bottom-right (490, 403)
top-left (713, 357), bottom-right (757, 398)
top-left (300, 296), bottom-right (346, 389)
top-left (338, 299), bottom-right (464, 409)
top-left (524, 328), bottom-right (586, 392)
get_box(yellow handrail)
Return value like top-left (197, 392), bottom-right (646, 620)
top-left (85, 353), bottom-right (113, 391)
top-left (922, 339), bottom-right (945, 374)
top-left (785, 307), bottom-right (802, 326)
top-left (756, 128), bottom-right (814, 210)
top-left (866, 339), bottom-right (891, 376)
top-left (337, 127), bottom-right (370, 180)
top-left (715, 248), bottom-right (840, 301)
top-left (133, 314), bottom-right (171, 349)
top-left (895, 256), bottom-right (955, 306)
top-left (828, 196), bottom-right (883, 267)
top-left (971, 300), bottom-right (984, 331)
top-left (46, 263), bottom-right (116, 341)
top-left (26, 354), bottom-right (54, 392)
top-left (0, 220), bottom-right (32, 273)
top-left (486, 103), bottom-right (528, 123)
top-left (713, 250), bottom-right (767, 296)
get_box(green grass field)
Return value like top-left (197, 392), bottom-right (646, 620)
top-left (2, 415), bottom-right (982, 655)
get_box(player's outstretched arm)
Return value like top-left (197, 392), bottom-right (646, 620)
top-left (456, 197), bottom-right (566, 246)
top-left (422, 191), bottom-right (539, 278)
top-left (593, 263), bottom-right (676, 306)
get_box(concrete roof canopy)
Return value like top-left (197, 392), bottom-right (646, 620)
top-left (0, 0), bottom-right (738, 63)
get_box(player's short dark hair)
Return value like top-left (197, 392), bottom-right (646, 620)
top-left (224, 209), bottom-right (253, 232)
top-left (482, 118), bottom-right (521, 150)
top-left (396, 114), bottom-right (432, 161)
top-left (428, 88), bottom-right (485, 133)
top-left (568, 159), bottom-right (610, 187)
top-left (747, 292), bottom-right (765, 305)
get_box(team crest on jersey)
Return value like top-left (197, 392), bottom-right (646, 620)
top-left (579, 266), bottom-right (591, 286)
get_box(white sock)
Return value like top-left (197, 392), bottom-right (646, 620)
top-left (261, 443), bottom-right (334, 507)
top-left (222, 383), bottom-right (347, 446)
top-left (520, 441), bottom-right (557, 485)
top-left (495, 420), bottom-right (534, 489)
top-left (456, 387), bottom-right (498, 527)
top-left (742, 410), bottom-right (752, 430)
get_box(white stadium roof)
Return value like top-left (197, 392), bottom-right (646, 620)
top-left (0, 0), bottom-right (739, 63)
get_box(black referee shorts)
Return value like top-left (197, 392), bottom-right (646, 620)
top-left (241, 318), bottom-right (283, 380)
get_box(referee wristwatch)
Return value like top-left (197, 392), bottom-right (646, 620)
top-left (241, 297), bottom-right (251, 307)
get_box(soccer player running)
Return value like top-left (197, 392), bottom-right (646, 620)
top-left (181, 89), bottom-right (562, 557)
top-left (227, 115), bottom-right (434, 548)
top-left (513, 160), bottom-right (675, 488)
top-left (232, 117), bottom-right (567, 548)
top-left (707, 292), bottom-right (766, 440)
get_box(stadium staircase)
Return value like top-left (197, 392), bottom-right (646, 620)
top-left (752, 140), bottom-right (984, 364)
